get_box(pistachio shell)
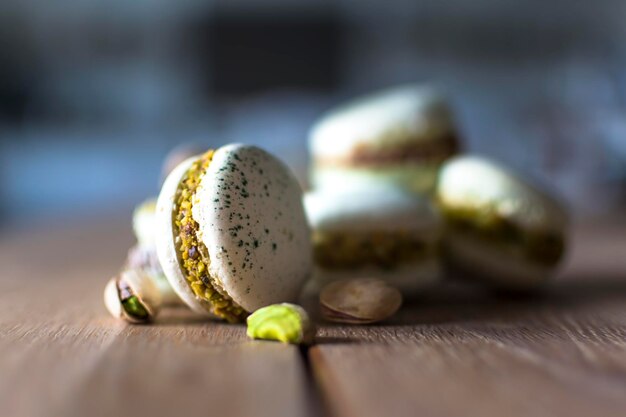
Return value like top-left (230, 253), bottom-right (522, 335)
top-left (103, 269), bottom-right (163, 323)
top-left (246, 303), bottom-right (314, 344)
top-left (320, 278), bottom-right (402, 324)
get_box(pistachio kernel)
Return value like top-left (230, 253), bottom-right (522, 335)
top-left (246, 303), bottom-right (314, 345)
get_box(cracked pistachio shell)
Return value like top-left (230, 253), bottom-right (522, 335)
top-left (104, 269), bottom-right (163, 323)
top-left (320, 278), bottom-right (402, 324)
top-left (247, 303), bottom-right (314, 344)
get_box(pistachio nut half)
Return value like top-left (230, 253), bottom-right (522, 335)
top-left (247, 303), bottom-right (314, 344)
top-left (104, 268), bottom-right (163, 323)
top-left (320, 278), bottom-right (402, 324)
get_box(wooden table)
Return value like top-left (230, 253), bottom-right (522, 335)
top-left (2, 214), bottom-right (626, 417)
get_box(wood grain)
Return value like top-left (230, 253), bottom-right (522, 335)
top-left (0, 218), bottom-right (313, 417)
top-left (309, 215), bottom-right (626, 417)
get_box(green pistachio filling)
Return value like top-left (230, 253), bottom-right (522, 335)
top-left (439, 204), bottom-right (564, 266)
top-left (313, 231), bottom-right (436, 270)
top-left (121, 296), bottom-right (150, 320)
top-left (174, 150), bottom-right (247, 323)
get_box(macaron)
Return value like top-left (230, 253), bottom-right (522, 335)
top-left (304, 183), bottom-right (443, 294)
top-left (127, 198), bottom-right (180, 305)
top-left (155, 144), bottom-right (312, 322)
top-left (436, 156), bottom-right (568, 290)
top-left (309, 84), bottom-right (460, 193)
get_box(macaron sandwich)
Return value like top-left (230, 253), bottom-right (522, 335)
top-left (305, 182), bottom-right (443, 294)
top-left (125, 198), bottom-right (180, 305)
top-left (309, 84), bottom-right (460, 193)
top-left (436, 156), bottom-right (568, 289)
top-left (156, 144), bottom-right (312, 322)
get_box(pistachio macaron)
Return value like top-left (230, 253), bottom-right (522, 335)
top-left (436, 156), bottom-right (568, 290)
top-left (304, 182), bottom-right (443, 294)
top-left (155, 144), bottom-right (312, 322)
top-left (309, 84), bottom-right (460, 193)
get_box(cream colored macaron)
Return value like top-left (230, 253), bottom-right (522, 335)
top-left (304, 183), bottom-right (443, 294)
top-left (155, 144), bottom-right (312, 322)
top-left (436, 156), bottom-right (568, 290)
top-left (127, 198), bottom-right (180, 306)
top-left (309, 84), bottom-right (460, 193)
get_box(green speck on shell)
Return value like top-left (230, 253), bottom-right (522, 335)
top-left (246, 303), bottom-right (311, 344)
top-left (121, 296), bottom-right (150, 321)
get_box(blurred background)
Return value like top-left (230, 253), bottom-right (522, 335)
top-left (2, 0), bottom-right (626, 230)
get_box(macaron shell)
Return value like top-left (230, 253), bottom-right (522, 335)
top-left (311, 163), bottom-right (441, 194)
top-left (445, 233), bottom-right (552, 289)
top-left (310, 84), bottom-right (455, 161)
top-left (155, 156), bottom-right (217, 317)
top-left (193, 144), bottom-right (312, 312)
top-left (304, 183), bottom-right (441, 238)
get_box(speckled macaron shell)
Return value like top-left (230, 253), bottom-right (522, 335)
top-left (155, 156), bottom-right (216, 316)
top-left (192, 144), bottom-right (312, 313)
top-left (309, 84), bottom-right (456, 161)
top-left (437, 156), bottom-right (567, 234)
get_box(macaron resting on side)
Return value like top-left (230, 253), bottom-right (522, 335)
top-left (436, 156), bottom-right (568, 289)
top-left (156, 144), bottom-right (312, 322)
top-left (309, 84), bottom-right (460, 193)
top-left (305, 183), bottom-right (443, 293)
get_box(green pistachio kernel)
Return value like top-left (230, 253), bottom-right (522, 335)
top-left (246, 303), bottom-right (314, 345)
top-left (121, 296), bottom-right (150, 321)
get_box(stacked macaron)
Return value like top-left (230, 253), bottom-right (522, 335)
top-left (306, 83), bottom-right (568, 294)
top-left (305, 84), bottom-right (461, 294)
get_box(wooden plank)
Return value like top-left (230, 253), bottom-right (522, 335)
top-left (0, 219), bottom-right (313, 417)
top-left (309, 217), bottom-right (626, 417)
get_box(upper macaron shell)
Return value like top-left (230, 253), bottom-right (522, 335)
top-left (305, 183), bottom-right (441, 238)
top-left (192, 144), bottom-right (312, 312)
top-left (309, 84), bottom-right (455, 160)
top-left (437, 156), bottom-right (568, 233)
